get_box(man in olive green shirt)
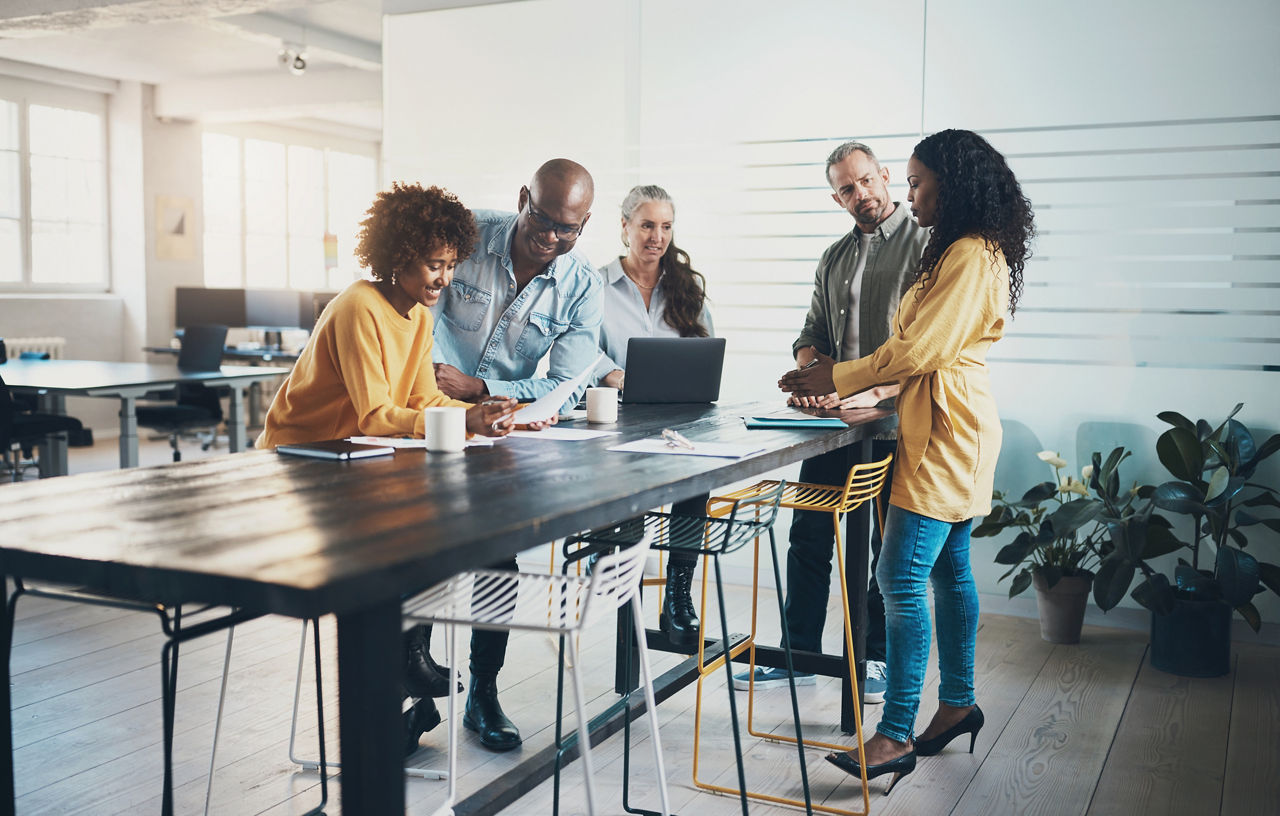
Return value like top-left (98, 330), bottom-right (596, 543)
top-left (736, 141), bottom-right (927, 702)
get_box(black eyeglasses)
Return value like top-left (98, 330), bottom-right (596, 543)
top-left (524, 193), bottom-right (585, 240)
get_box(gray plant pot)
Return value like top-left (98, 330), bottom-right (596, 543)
top-left (1150, 596), bottom-right (1231, 677)
top-left (1032, 571), bottom-right (1093, 644)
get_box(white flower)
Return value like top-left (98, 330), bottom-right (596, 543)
top-left (1038, 450), bottom-right (1068, 469)
top-left (1060, 477), bottom-right (1088, 496)
top-left (1081, 464), bottom-right (1094, 481)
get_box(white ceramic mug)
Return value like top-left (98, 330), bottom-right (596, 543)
top-left (423, 406), bottom-right (466, 452)
top-left (586, 387), bottom-right (619, 423)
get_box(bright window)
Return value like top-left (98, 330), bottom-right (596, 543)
top-left (202, 132), bottom-right (377, 291)
top-left (0, 89), bottom-right (108, 290)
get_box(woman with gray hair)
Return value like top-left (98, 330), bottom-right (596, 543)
top-left (594, 184), bottom-right (714, 650)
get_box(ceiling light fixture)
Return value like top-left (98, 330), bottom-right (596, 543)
top-left (278, 41), bottom-right (307, 76)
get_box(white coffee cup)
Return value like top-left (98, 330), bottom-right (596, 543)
top-left (423, 406), bottom-right (466, 452)
top-left (586, 387), bottom-right (619, 423)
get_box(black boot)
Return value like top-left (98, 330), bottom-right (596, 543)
top-left (403, 695), bottom-right (442, 757)
top-left (463, 674), bottom-right (522, 752)
top-left (660, 560), bottom-right (700, 651)
top-left (404, 623), bottom-right (461, 698)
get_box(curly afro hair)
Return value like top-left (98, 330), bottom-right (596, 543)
top-left (355, 182), bottom-right (478, 282)
top-left (911, 129), bottom-right (1035, 316)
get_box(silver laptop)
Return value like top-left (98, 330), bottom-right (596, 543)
top-left (622, 337), bottom-right (726, 403)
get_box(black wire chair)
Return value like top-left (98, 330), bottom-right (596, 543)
top-left (565, 479), bottom-right (812, 816)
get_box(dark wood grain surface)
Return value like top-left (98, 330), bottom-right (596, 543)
top-left (0, 402), bottom-right (893, 619)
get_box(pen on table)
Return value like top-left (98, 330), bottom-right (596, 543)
top-left (661, 428), bottom-right (696, 450)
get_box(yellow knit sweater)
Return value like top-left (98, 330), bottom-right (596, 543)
top-left (257, 280), bottom-right (468, 448)
top-left (832, 236), bottom-right (1008, 522)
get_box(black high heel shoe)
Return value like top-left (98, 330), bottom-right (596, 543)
top-left (915, 704), bottom-right (984, 757)
top-left (824, 747), bottom-right (916, 795)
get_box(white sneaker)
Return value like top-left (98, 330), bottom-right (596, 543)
top-left (862, 660), bottom-right (887, 704)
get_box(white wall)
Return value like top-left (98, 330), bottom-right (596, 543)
top-left (384, 0), bottom-right (1280, 624)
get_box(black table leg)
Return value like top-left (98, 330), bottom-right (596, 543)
top-left (0, 571), bottom-right (14, 816)
top-left (614, 592), bottom-right (640, 694)
top-left (840, 437), bottom-right (872, 734)
top-left (336, 599), bottom-right (403, 815)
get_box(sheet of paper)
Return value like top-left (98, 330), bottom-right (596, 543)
top-left (508, 427), bottom-right (620, 441)
top-left (348, 434), bottom-right (495, 448)
top-left (510, 351), bottom-right (606, 424)
top-left (607, 438), bottom-right (765, 460)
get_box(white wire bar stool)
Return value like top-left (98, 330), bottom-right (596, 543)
top-left (402, 536), bottom-right (670, 816)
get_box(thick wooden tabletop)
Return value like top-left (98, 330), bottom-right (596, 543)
top-left (0, 358), bottom-right (289, 395)
top-left (0, 401), bottom-right (893, 619)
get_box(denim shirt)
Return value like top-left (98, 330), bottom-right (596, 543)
top-left (430, 209), bottom-right (603, 407)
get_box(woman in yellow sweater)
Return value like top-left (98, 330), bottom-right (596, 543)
top-left (258, 183), bottom-right (525, 755)
top-left (780, 129), bottom-right (1034, 793)
top-left (257, 182), bottom-right (519, 448)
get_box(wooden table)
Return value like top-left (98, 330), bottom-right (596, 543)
top-left (0, 401), bottom-right (893, 815)
top-left (0, 358), bottom-right (290, 474)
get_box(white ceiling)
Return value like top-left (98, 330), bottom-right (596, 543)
top-left (0, 0), bottom-right (388, 136)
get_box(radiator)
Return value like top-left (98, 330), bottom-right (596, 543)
top-left (4, 336), bottom-right (67, 359)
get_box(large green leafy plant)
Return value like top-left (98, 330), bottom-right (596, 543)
top-left (1093, 405), bottom-right (1280, 630)
top-left (976, 448), bottom-right (1150, 598)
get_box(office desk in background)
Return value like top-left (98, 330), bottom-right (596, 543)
top-left (143, 345), bottom-right (300, 427)
top-left (0, 401), bottom-right (893, 816)
top-left (1, 358), bottom-right (290, 475)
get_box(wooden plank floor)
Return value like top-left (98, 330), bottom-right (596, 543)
top-left (10, 583), bottom-right (1279, 815)
top-left (7, 436), bottom-right (1279, 814)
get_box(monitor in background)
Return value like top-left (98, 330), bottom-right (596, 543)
top-left (244, 289), bottom-right (305, 330)
top-left (307, 291), bottom-right (339, 330)
top-left (175, 287), bottom-right (336, 348)
top-left (175, 287), bottom-right (245, 329)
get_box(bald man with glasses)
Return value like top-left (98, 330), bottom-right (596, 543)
top-left (431, 158), bottom-right (603, 408)
top-left (424, 158), bottom-right (603, 753)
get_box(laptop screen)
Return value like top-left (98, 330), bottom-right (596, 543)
top-left (622, 337), bottom-right (726, 403)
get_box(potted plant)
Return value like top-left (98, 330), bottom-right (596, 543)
top-left (975, 447), bottom-right (1151, 643)
top-left (1092, 405), bottom-right (1280, 676)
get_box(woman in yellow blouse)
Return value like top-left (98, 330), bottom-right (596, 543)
top-left (780, 129), bottom-right (1034, 792)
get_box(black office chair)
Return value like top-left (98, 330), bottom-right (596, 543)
top-left (137, 324), bottom-right (228, 462)
top-left (0, 371), bottom-right (84, 482)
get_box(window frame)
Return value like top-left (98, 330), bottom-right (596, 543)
top-left (201, 123), bottom-right (380, 292)
top-left (0, 74), bottom-right (110, 293)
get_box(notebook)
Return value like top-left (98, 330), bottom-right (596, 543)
top-left (622, 337), bottom-right (726, 404)
top-left (276, 439), bottom-right (396, 460)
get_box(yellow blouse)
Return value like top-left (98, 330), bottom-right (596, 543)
top-left (257, 280), bottom-right (469, 448)
top-left (832, 236), bottom-right (1008, 522)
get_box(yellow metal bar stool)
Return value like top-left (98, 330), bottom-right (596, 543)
top-left (566, 480), bottom-right (801, 816)
top-left (706, 451), bottom-right (893, 816)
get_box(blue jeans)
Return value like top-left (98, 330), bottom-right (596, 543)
top-left (874, 506), bottom-right (978, 743)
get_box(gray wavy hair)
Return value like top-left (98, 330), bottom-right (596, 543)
top-left (825, 141), bottom-right (880, 185)
top-left (620, 184), bottom-right (675, 221)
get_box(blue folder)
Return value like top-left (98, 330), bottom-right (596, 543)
top-left (743, 416), bottom-right (848, 429)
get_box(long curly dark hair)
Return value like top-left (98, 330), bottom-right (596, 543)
top-left (355, 182), bottom-right (478, 281)
top-left (620, 185), bottom-right (709, 338)
top-left (911, 130), bottom-right (1034, 315)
